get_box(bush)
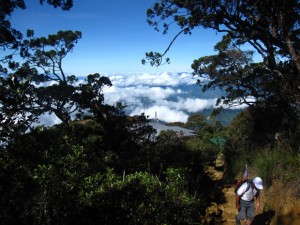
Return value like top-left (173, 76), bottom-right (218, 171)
top-left (79, 169), bottom-right (207, 225)
top-left (254, 147), bottom-right (300, 187)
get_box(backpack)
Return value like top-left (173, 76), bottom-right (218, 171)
top-left (234, 178), bottom-right (251, 195)
top-left (235, 164), bottom-right (250, 195)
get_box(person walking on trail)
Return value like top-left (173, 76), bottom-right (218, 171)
top-left (235, 177), bottom-right (263, 225)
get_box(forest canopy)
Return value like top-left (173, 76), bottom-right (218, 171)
top-left (144, 0), bottom-right (300, 139)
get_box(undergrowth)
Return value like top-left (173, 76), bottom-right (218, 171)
top-left (254, 147), bottom-right (300, 188)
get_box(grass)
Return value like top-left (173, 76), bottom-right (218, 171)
top-left (254, 147), bottom-right (300, 188)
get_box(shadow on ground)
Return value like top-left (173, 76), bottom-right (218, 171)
top-left (252, 210), bottom-right (275, 225)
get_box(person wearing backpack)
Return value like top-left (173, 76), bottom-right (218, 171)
top-left (235, 177), bottom-right (263, 225)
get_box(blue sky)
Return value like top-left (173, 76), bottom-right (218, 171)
top-left (11, 0), bottom-right (223, 75)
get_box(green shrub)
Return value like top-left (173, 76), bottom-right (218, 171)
top-left (79, 169), bottom-right (206, 225)
top-left (254, 147), bottom-right (300, 187)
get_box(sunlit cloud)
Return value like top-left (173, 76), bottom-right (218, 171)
top-left (103, 72), bottom-right (219, 123)
top-left (35, 71), bottom-right (247, 126)
top-left (177, 98), bottom-right (217, 113)
top-left (106, 72), bottom-right (200, 87)
top-left (130, 105), bottom-right (190, 123)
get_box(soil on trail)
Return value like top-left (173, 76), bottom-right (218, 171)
top-left (204, 164), bottom-right (242, 224)
top-left (219, 184), bottom-right (239, 225)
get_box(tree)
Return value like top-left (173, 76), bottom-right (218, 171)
top-left (21, 30), bottom-right (113, 124)
top-left (146, 0), bottom-right (300, 72)
top-left (185, 114), bottom-right (207, 131)
top-left (145, 0), bottom-right (300, 140)
top-left (0, 0), bottom-right (74, 143)
top-left (1, 1), bottom-right (113, 144)
top-left (21, 30), bottom-right (83, 124)
top-left (1, 31), bottom-right (112, 145)
top-left (145, 0), bottom-right (300, 110)
top-left (0, 1), bottom-right (73, 72)
top-left (0, 73), bottom-right (40, 143)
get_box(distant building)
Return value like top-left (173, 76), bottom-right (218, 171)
top-left (149, 121), bottom-right (196, 137)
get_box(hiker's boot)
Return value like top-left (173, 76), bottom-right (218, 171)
top-left (236, 216), bottom-right (241, 225)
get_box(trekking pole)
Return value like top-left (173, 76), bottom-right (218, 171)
top-left (244, 164), bottom-right (248, 179)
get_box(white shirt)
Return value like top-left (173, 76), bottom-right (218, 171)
top-left (236, 181), bottom-right (259, 201)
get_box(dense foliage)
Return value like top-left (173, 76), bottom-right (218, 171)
top-left (0, 114), bottom-right (219, 224)
top-left (145, 0), bottom-right (300, 142)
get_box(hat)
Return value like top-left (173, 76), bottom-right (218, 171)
top-left (253, 177), bottom-right (263, 189)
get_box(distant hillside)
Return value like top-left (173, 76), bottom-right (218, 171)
top-left (199, 108), bottom-right (243, 126)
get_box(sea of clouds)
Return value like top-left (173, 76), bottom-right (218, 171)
top-left (37, 71), bottom-right (249, 127)
top-left (103, 71), bottom-right (243, 123)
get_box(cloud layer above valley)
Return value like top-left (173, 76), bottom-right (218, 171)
top-left (103, 72), bottom-right (220, 123)
top-left (36, 71), bottom-right (249, 127)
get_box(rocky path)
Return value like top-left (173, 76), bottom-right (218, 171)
top-left (219, 185), bottom-right (237, 225)
top-left (204, 163), bottom-right (238, 224)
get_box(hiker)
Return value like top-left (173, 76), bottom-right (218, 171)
top-left (235, 177), bottom-right (263, 225)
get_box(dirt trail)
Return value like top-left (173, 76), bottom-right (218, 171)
top-left (217, 183), bottom-right (273, 225)
top-left (204, 164), bottom-right (239, 224)
top-left (219, 184), bottom-right (238, 225)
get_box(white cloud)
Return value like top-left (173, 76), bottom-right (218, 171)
top-left (102, 72), bottom-right (220, 123)
top-left (35, 71), bottom-right (245, 126)
top-left (178, 98), bottom-right (218, 113)
top-left (130, 105), bottom-right (189, 123)
top-left (139, 98), bottom-right (218, 123)
top-left (106, 71), bottom-right (200, 87)
top-left (104, 85), bottom-right (177, 106)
